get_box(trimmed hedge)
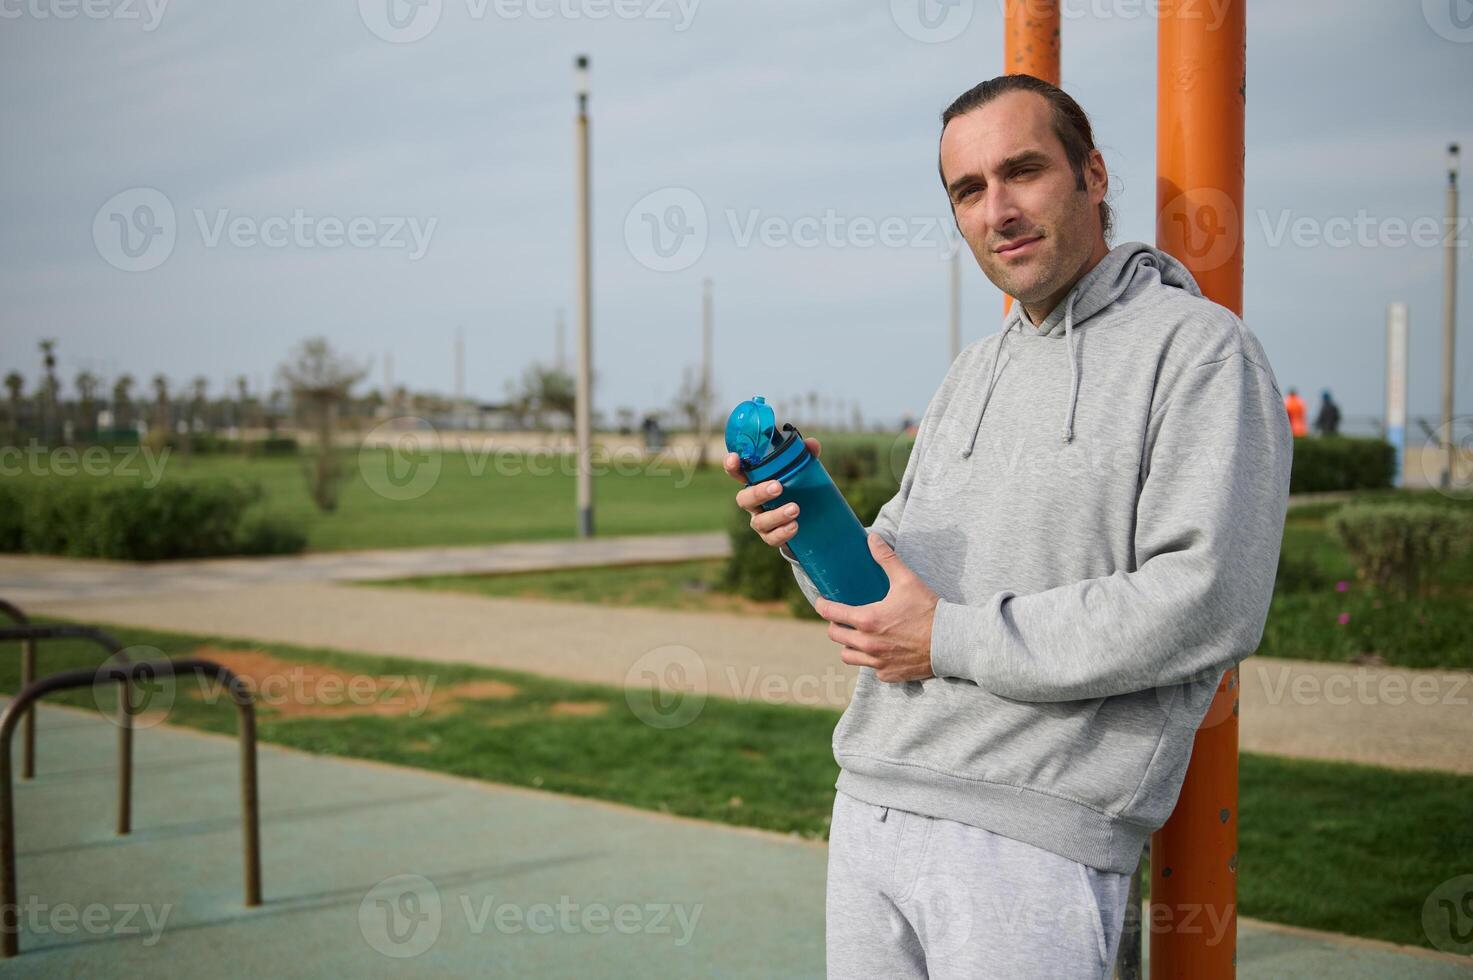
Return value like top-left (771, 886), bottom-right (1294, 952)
top-left (0, 479), bottom-right (305, 560)
top-left (1290, 436), bottom-right (1394, 494)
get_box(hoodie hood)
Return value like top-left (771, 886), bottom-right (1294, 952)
top-left (961, 241), bottom-right (1204, 457)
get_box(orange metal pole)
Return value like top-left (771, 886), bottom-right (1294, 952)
top-left (1152, 2), bottom-right (1245, 978)
top-left (1004, 0), bottom-right (1060, 84)
top-left (1002, 0), bottom-right (1059, 316)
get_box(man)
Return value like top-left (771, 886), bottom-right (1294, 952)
top-left (724, 74), bottom-right (1291, 978)
top-left (1314, 388), bottom-right (1341, 437)
top-left (1285, 387), bottom-right (1309, 437)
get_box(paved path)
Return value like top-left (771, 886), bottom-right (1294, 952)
top-left (0, 531), bottom-right (729, 605)
top-left (0, 488), bottom-right (1348, 608)
top-left (7, 703), bottom-right (1469, 977)
top-left (25, 580), bottom-right (1473, 776)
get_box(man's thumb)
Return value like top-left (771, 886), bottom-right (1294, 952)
top-left (868, 533), bottom-right (902, 573)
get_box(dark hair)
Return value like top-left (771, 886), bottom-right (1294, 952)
top-left (939, 74), bottom-right (1112, 242)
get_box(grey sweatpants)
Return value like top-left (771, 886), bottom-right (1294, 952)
top-left (826, 790), bottom-right (1134, 979)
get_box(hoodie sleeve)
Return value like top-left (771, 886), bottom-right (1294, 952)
top-left (928, 348), bottom-right (1293, 702)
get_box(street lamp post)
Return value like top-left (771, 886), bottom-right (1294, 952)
top-left (574, 55), bottom-right (594, 537)
top-left (1441, 143), bottom-right (1460, 490)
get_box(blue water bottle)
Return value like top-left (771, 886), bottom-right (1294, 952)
top-left (726, 396), bottom-right (890, 605)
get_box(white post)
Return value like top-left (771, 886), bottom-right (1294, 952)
top-left (1387, 302), bottom-right (1408, 487)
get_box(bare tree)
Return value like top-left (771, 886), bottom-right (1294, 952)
top-left (278, 337), bottom-right (368, 513)
top-left (509, 363), bottom-right (575, 430)
top-left (672, 365), bottom-right (716, 468)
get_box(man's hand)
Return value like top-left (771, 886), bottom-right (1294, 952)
top-left (817, 533), bottom-right (940, 684)
top-left (723, 439), bottom-right (821, 549)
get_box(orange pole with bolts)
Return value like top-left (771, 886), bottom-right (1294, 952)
top-left (1002, 0), bottom-right (1060, 316)
top-left (1152, 1), bottom-right (1246, 977)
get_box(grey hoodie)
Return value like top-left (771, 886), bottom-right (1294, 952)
top-left (783, 241), bottom-right (1292, 874)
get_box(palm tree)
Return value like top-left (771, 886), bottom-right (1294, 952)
top-left (189, 375), bottom-right (209, 436)
top-left (38, 340), bottom-right (58, 444)
top-left (112, 373), bottom-right (135, 433)
top-left (75, 370), bottom-right (99, 437)
top-left (150, 374), bottom-right (171, 447)
top-left (3, 371), bottom-right (23, 442)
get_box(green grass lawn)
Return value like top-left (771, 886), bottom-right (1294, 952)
top-left (6, 447), bottom-right (739, 552)
top-left (4, 620), bottom-right (1468, 951)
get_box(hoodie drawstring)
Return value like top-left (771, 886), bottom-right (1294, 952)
top-left (960, 318), bottom-right (1018, 458)
top-left (960, 291), bottom-right (1083, 457)
top-left (1061, 290), bottom-right (1080, 444)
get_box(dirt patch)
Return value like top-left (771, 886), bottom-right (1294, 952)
top-left (177, 647), bottom-right (520, 721)
top-left (547, 700), bottom-right (608, 718)
top-left (447, 680), bottom-right (520, 702)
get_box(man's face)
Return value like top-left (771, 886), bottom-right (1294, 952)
top-left (940, 90), bottom-right (1105, 311)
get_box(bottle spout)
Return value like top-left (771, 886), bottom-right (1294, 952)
top-left (724, 395), bottom-right (778, 466)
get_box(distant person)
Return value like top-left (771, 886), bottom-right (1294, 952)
top-left (1284, 387), bottom-right (1308, 437)
top-left (1314, 389), bottom-right (1341, 437)
top-left (641, 414), bottom-right (664, 452)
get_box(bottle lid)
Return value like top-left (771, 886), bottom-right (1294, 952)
top-left (725, 395), bottom-right (777, 466)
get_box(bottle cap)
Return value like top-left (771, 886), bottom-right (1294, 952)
top-left (725, 395), bottom-right (777, 466)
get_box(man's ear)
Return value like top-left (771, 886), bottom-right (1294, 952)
top-left (1087, 148), bottom-right (1109, 206)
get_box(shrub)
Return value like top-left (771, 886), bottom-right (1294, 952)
top-left (1328, 503), bottom-right (1473, 598)
top-left (1290, 436), bottom-right (1395, 493)
top-left (1272, 550), bottom-right (1332, 595)
top-left (247, 436), bottom-right (299, 457)
top-left (1, 479), bottom-right (307, 560)
top-left (0, 484), bottom-right (22, 551)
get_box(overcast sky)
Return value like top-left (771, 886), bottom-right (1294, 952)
top-left (1, 0), bottom-right (1470, 431)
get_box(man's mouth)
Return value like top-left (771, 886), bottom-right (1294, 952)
top-left (995, 235), bottom-right (1042, 256)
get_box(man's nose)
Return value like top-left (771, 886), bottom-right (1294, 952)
top-left (982, 184), bottom-right (1023, 237)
